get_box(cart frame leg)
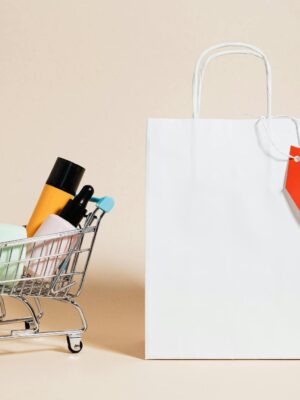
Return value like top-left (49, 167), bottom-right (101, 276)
top-left (0, 295), bottom-right (39, 331)
top-left (0, 296), bottom-right (6, 320)
top-left (0, 296), bottom-right (87, 354)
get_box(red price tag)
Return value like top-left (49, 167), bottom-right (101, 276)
top-left (286, 146), bottom-right (300, 209)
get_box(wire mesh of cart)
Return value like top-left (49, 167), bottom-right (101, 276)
top-left (0, 196), bottom-right (114, 353)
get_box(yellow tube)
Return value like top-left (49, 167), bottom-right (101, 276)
top-left (26, 184), bottom-right (73, 237)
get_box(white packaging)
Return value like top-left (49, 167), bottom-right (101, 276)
top-left (146, 43), bottom-right (300, 359)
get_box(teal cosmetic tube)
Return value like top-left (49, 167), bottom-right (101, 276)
top-left (0, 224), bottom-right (26, 286)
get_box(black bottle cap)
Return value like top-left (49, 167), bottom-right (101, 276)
top-left (59, 185), bottom-right (94, 226)
top-left (46, 157), bottom-right (85, 195)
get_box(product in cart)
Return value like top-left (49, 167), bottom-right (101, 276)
top-left (26, 157), bottom-right (85, 236)
top-left (27, 185), bottom-right (94, 278)
top-left (0, 224), bottom-right (26, 286)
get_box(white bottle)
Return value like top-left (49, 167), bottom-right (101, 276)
top-left (26, 185), bottom-right (94, 279)
top-left (26, 214), bottom-right (77, 278)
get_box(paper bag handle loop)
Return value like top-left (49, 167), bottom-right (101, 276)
top-left (255, 115), bottom-right (300, 161)
top-left (192, 42), bottom-right (272, 119)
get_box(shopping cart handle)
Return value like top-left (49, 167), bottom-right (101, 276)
top-left (90, 196), bottom-right (115, 212)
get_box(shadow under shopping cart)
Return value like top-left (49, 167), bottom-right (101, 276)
top-left (0, 270), bottom-right (144, 359)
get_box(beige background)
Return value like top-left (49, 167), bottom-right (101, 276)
top-left (1, 0), bottom-right (300, 398)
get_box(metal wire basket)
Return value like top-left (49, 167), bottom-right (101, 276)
top-left (0, 196), bottom-right (114, 353)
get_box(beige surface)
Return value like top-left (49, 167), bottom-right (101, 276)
top-left (0, 0), bottom-right (300, 398)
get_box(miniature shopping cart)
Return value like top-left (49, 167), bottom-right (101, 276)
top-left (0, 196), bottom-right (114, 353)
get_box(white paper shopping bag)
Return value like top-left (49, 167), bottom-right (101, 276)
top-left (145, 42), bottom-right (300, 359)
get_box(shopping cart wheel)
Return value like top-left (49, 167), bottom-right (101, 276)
top-left (67, 336), bottom-right (83, 353)
top-left (25, 320), bottom-right (35, 330)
